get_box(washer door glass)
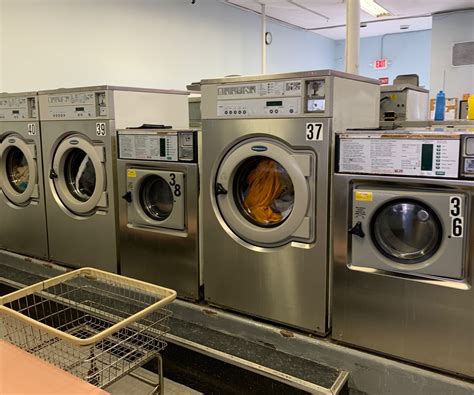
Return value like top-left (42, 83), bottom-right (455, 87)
top-left (234, 156), bottom-right (295, 227)
top-left (6, 146), bottom-right (29, 193)
top-left (140, 175), bottom-right (174, 221)
top-left (64, 148), bottom-right (96, 202)
top-left (372, 200), bottom-right (442, 263)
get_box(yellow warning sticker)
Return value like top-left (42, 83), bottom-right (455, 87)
top-left (355, 191), bottom-right (373, 202)
top-left (127, 169), bottom-right (137, 178)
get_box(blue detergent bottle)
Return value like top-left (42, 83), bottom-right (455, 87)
top-left (434, 90), bottom-right (445, 121)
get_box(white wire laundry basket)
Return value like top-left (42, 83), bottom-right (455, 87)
top-left (0, 267), bottom-right (177, 389)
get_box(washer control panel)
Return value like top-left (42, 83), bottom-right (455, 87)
top-left (46, 91), bottom-right (108, 119)
top-left (118, 130), bottom-right (197, 163)
top-left (338, 133), bottom-right (462, 178)
top-left (216, 78), bottom-right (327, 118)
top-left (0, 96), bottom-right (38, 121)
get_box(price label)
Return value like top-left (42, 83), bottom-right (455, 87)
top-left (96, 122), bottom-right (106, 136)
top-left (306, 123), bottom-right (323, 141)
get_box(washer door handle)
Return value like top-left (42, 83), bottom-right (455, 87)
top-left (49, 169), bottom-right (58, 179)
top-left (349, 221), bottom-right (365, 238)
top-left (122, 191), bottom-right (132, 203)
top-left (215, 183), bottom-right (228, 196)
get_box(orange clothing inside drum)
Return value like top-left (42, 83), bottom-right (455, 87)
top-left (244, 158), bottom-right (283, 224)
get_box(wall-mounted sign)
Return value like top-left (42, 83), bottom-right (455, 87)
top-left (374, 59), bottom-right (388, 70)
top-left (378, 77), bottom-right (389, 85)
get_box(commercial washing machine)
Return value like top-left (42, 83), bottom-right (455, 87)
top-left (0, 92), bottom-right (49, 259)
top-left (333, 130), bottom-right (474, 378)
top-left (39, 86), bottom-right (189, 272)
top-left (201, 70), bottom-right (380, 334)
top-left (117, 128), bottom-right (200, 300)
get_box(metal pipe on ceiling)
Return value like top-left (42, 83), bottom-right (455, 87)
top-left (345, 0), bottom-right (360, 74)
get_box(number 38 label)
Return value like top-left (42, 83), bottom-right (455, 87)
top-left (449, 196), bottom-right (464, 238)
top-left (306, 123), bottom-right (323, 141)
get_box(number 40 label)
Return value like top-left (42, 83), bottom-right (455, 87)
top-left (449, 196), bottom-right (464, 238)
top-left (306, 123), bottom-right (323, 141)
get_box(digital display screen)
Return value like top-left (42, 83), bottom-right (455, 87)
top-left (12, 110), bottom-right (19, 114)
top-left (75, 107), bottom-right (85, 112)
top-left (421, 144), bottom-right (434, 171)
top-left (160, 138), bottom-right (166, 157)
top-left (266, 101), bottom-right (283, 107)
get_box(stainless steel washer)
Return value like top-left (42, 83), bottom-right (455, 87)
top-left (117, 129), bottom-right (200, 300)
top-left (201, 70), bottom-right (380, 334)
top-left (0, 92), bottom-right (48, 259)
top-left (39, 86), bottom-right (189, 272)
top-left (333, 130), bottom-right (474, 378)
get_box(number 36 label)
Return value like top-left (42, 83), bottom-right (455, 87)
top-left (306, 123), bottom-right (323, 141)
top-left (449, 196), bottom-right (464, 238)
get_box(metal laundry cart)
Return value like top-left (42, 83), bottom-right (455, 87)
top-left (0, 267), bottom-right (177, 394)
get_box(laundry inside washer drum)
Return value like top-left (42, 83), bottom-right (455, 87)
top-left (64, 149), bottom-right (96, 202)
top-left (6, 147), bottom-right (29, 193)
top-left (235, 157), bottom-right (294, 227)
top-left (372, 201), bottom-right (442, 263)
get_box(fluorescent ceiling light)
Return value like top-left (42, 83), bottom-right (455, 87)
top-left (360, 0), bottom-right (392, 17)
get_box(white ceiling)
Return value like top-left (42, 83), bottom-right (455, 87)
top-left (222, 0), bottom-right (474, 39)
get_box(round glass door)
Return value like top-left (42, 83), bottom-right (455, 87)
top-left (64, 148), bottom-right (96, 202)
top-left (233, 156), bottom-right (295, 227)
top-left (215, 138), bottom-right (313, 247)
top-left (6, 146), bottom-right (30, 193)
top-left (139, 175), bottom-right (174, 221)
top-left (371, 200), bottom-right (442, 264)
top-left (0, 135), bottom-right (37, 206)
top-left (52, 135), bottom-right (106, 215)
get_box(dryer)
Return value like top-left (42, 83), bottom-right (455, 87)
top-left (39, 86), bottom-right (189, 272)
top-left (117, 128), bottom-right (200, 300)
top-left (333, 130), bottom-right (474, 378)
top-left (201, 70), bottom-right (380, 334)
top-left (0, 92), bottom-right (48, 259)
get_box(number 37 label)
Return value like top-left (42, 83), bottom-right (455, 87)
top-left (306, 123), bottom-right (323, 141)
top-left (449, 196), bottom-right (464, 238)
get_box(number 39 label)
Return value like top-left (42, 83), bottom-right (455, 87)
top-left (96, 122), bottom-right (106, 136)
top-left (306, 123), bottom-right (323, 141)
top-left (449, 196), bottom-right (464, 238)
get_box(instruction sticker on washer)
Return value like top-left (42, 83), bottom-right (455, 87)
top-left (355, 191), bottom-right (373, 202)
top-left (339, 137), bottom-right (460, 178)
top-left (118, 134), bottom-right (178, 161)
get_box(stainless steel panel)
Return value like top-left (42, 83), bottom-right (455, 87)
top-left (332, 174), bottom-right (474, 378)
top-left (202, 118), bottom-right (332, 334)
top-left (0, 122), bottom-right (49, 259)
top-left (117, 160), bottom-right (200, 300)
top-left (41, 119), bottom-right (119, 272)
top-left (201, 69), bottom-right (379, 85)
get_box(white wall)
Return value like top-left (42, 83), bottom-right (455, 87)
top-left (430, 10), bottom-right (474, 99)
top-left (1, 0), bottom-right (336, 92)
top-left (335, 30), bottom-right (432, 88)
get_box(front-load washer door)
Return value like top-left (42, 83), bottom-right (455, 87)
top-left (350, 187), bottom-right (466, 279)
top-left (50, 134), bottom-right (107, 215)
top-left (0, 134), bottom-right (39, 206)
top-left (215, 137), bottom-right (315, 247)
top-left (127, 168), bottom-right (185, 231)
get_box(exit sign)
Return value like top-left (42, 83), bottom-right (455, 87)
top-left (374, 59), bottom-right (388, 70)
